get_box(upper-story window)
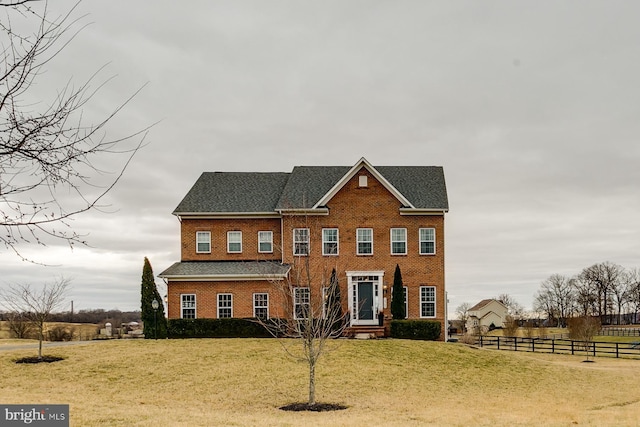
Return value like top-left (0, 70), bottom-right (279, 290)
top-left (356, 228), bottom-right (373, 255)
top-left (196, 231), bottom-right (211, 253)
top-left (322, 228), bottom-right (339, 256)
top-left (293, 228), bottom-right (309, 256)
top-left (419, 228), bottom-right (435, 255)
top-left (390, 228), bottom-right (407, 255)
top-left (258, 231), bottom-right (273, 253)
top-left (227, 231), bottom-right (242, 253)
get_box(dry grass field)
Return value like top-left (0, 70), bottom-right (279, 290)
top-left (1, 338), bottom-right (640, 426)
top-left (0, 321), bottom-right (98, 341)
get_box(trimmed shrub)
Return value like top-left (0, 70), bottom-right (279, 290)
top-left (48, 325), bottom-right (76, 342)
top-left (167, 318), bottom-right (279, 338)
top-left (390, 320), bottom-right (441, 340)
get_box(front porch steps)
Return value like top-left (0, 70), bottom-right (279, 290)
top-left (346, 326), bottom-right (386, 339)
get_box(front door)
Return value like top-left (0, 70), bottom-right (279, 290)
top-left (357, 282), bottom-right (374, 321)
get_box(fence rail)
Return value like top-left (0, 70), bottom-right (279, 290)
top-left (476, 336), bottom-right (640, 360)
top-left (600, 327), bottom-right (640, 337)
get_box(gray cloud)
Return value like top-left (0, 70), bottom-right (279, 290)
top-left (2, 1), bottom-right (639, 313)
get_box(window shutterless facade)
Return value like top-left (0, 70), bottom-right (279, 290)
top-left (253, 293), bottom-right (269, 319)
top-left (258, 231), bottom-right (273, 253)
top-left (217, 293), bottom-right (233, 318)
top-left (293, 287), bottom-right (310, 319)
top-left (196, 231), bottom-right (211, 253)
top-left (390, 228), bottom-right (407, 255)
top-left (420, 286), bottom-right (436, 318)
top-left (293, 228), bottom-right (309, 256)
top-left (322, 228), bottom-right (339, 255)
top-left (356, 228), bottom-right (373, 255)
top-left (181, 294), bottom-right (196, 319)
top-left (227, 231), bottom-right (242, 253)
top-left (419, 228), bottom-right (435, 255)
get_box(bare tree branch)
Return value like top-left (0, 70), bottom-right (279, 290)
top-left (1, 1), bottom-right (153, 260)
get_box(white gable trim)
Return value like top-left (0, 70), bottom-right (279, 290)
top-left (313, 157), bottom-right (414, 209)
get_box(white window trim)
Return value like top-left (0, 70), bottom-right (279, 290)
top-left (217, 293), bottom-right (233, 318)
top-left (258, 231), bottom-right (273, 253)
top-left (293, 228), bottom-right (310, 256)
top-left (403, 286), bottom-right (408, 318)
top-left (253, 293), bottom-right (269, 319)
top-left (293, 287), bottom-right (310, 320)
top-left (419, 228), bottom-right (436, 255)
top-left (390, 228), bottom-right (407, 255)
top-left (420, 286), bottom-right (436, 318)
top-left (322, 228), bottom-right (339, 256)
top-left (195, 231), bottom-right (211, 254)
top-left (356, 228), bottom-right (373, 255)
top-left (227, 231), bottom-right (242, 253)
top-left (180, 294), bottom-right (196, 319)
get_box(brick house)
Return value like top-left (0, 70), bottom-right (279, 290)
top-left (159, 158), bottom-right (449, 339)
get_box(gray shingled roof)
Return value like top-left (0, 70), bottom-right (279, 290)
top-left (173, 172), bottom-right (290, 214)
top-left (173, 163), bottom-right (448, 214)
top-left (159, 261), bottom-right (290, 278)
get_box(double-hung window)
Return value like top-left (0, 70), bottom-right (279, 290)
top-left (322, 228), bottom-right (339, 255)
top-left (227, 231), bottom-right (242, 253)
top-left (293, 287), bottom-right (310, 319)
top-left (391, 228), bottom-right (407, 255)
top-left (217, 293), bottom-right (233, 318)
top-left (419, 228), bottom-right (435, 255)
top-left (293, 228), bottom-right (309, 256)
top-left (253, 293), bottom-right (269, 319)
top-left (196, 231), bottom-right (211, 253)
top-left (420, 286), bottom-right (436, 318)
top-left (181, 294), bottom-right (196, 319)
top-left (258, 231), bottom-right (273, 253)
top-left (356, 228), bottom-right (373, 255)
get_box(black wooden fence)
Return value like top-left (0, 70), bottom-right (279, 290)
top-left (600, 327), bottom-right (640, 337)
top-left (476, 336), bottom-right (640, 360)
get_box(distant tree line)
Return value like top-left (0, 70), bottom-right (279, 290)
top-left (0, 308), bottom-right (141, 326)
top-left (534, 261), bottom-right (640, 327)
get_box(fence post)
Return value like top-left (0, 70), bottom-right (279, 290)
top-left (571, 340), bottom-right (574, 355)
top-left (616, 342), bottom-right (619, 358)
top-left (480, 335), bottom-right (483, 347)
top-left (593, 342), bottom-right (596, 358)
top-left (514, 337), bottom-right (517, 352)
top-left (551, 339), bottom-right (554, 354)
top-left (532, 338), bottom-right (535, 353)
top-left (497, 336), bottom-right (500, 350)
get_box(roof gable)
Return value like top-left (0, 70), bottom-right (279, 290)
top-left (312, 158), bottom-right (413, 209)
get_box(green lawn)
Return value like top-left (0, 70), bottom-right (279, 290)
top-left (1, 338), bottom-right (640, 426)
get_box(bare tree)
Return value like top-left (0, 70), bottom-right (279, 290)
top-left (0, 277), bottom-right (70, 358)
top-left (455, 302), bottom-right (471, 334)
top-left (578, 262), bottom-right (624, 324)
top-left (567, 316), bottom-right (601, 362)
top-left (534, 274), bottom-right (575, 327)
top-left (623, 268), bottom-right (640, 324)
top-left (1, 1), bottom-right (150, 259)
top-left (256, 236), bottom-right (347, 407)
top-left (496, 293), bottom-right (524, 317)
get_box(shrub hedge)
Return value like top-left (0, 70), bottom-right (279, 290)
top-left (390, 320), bottom-right (441, 340)
top-left (167, 318), bottom-right (276, 338)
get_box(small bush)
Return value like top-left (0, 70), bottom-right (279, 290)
top-left (48, 325), bottom-right (76, 342)
top-left (390, 320), bottom-right (441, 340)
top-left (167, 318), bottom-right (278, 338)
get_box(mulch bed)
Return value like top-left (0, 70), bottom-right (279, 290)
top-left (279, 402), bottom-right (348, 412)
top-left (14, 356), bottom-right (65, 364)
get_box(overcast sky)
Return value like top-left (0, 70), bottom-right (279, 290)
top-left (2, 1), bottom-right (639, 315)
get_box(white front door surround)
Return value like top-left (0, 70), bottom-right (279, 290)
top-left (347, 271), bottom-right (385, 326)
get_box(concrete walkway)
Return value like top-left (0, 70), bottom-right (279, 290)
top-left (0, 340), bottom-right (101, 352)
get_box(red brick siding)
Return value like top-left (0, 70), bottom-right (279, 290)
top-left (180, 218), bottom-right (282, 261)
